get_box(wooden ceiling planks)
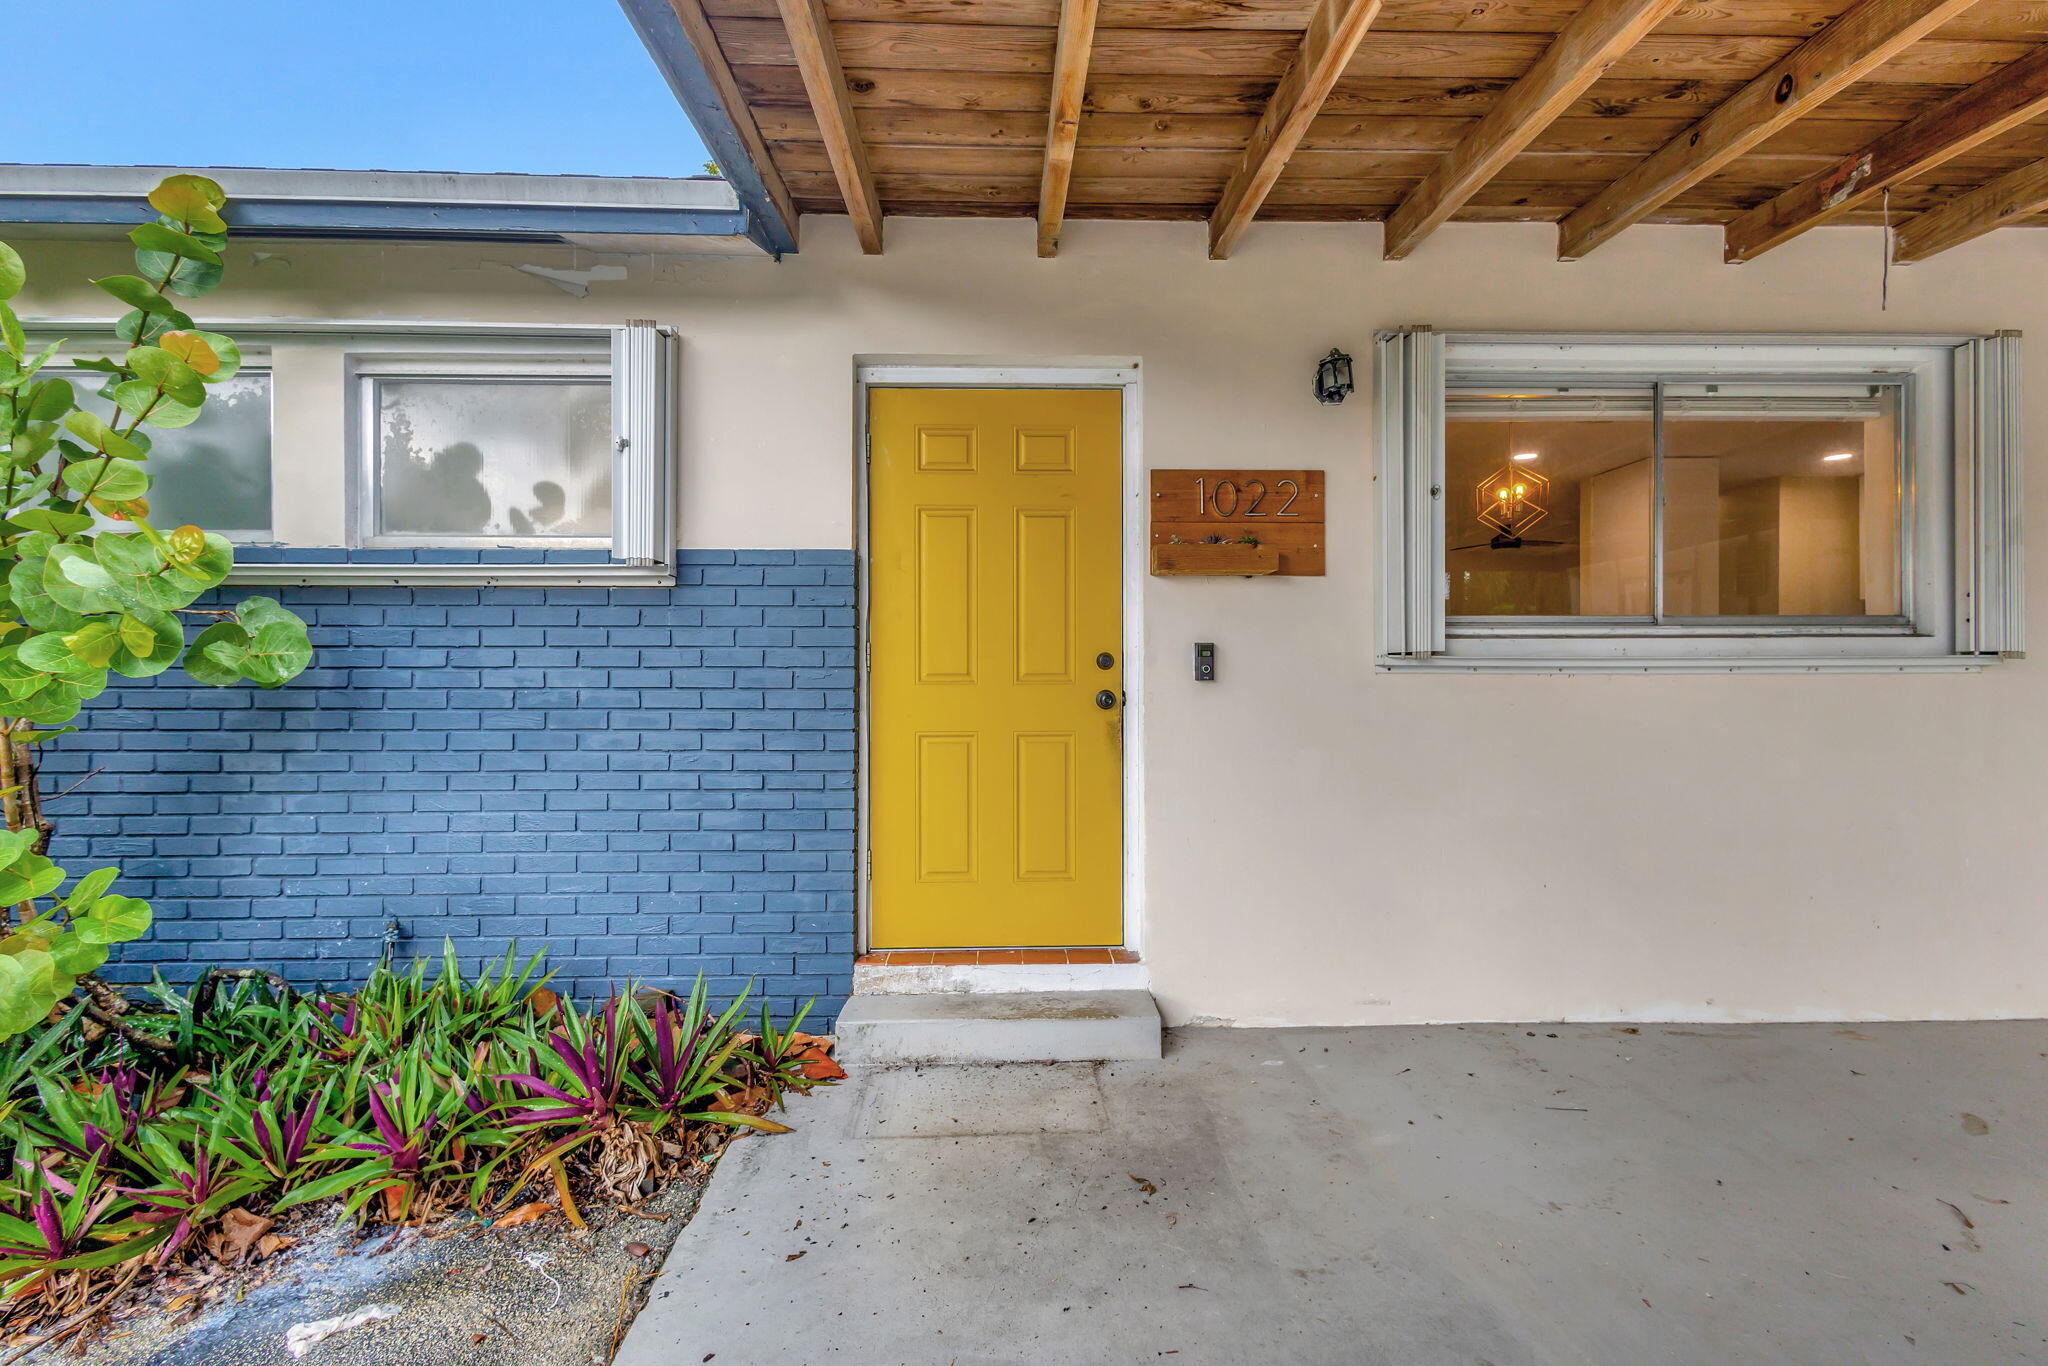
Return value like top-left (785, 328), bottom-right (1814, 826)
top-left (1555, 0), bottom-right (1993, 257)
top-left (713, 0), bottom-right (2048, 256)
top-left (1381, 0), bottom-right (1690, 256)
top-left (1721, 40), bottom-right (2048, 257)
top-left (699, 0), bottom-right (2046, 40)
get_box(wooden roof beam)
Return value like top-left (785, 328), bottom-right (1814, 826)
top-left (774, 0), bottom-right (883, 253)
top-left (1892, 156), bottom-right (2048, 260)
top-left (1382, 0), bottom-right (1685, 261)
top-left (1556, 0), bottom-right (1985, 260)
top-left (1724, 43), bottom-right (2048, 261)
top-left (1207, 0), bottom-right (1384, 261)
top-left (1037, 0), bottom-right (1102, 258)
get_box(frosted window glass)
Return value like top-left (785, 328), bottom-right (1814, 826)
top-left (375, 380), bottom-right (611, 538)
top-left (68, 371), bottom-right (272, 534)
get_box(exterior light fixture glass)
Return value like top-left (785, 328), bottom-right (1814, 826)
top-left (1512, 451), bottom-right (1540, 461)
top-left (1824, 452), bottom-right (1855, 462)
top-left (1314, 348), bottom-right (1354, 404)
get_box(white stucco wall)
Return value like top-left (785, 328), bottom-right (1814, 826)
top-left (17, 216), bottom-right (2048, 1026)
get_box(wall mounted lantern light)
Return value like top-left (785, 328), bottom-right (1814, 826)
top-left (1314, 348), bottom-right (1354, 404)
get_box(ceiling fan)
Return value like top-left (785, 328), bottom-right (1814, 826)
top-left (1451, 531), bottom-right (1570, 552)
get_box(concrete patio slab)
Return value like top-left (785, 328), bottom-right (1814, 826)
top-left (617, 1021), bottom-right (2048, 1366)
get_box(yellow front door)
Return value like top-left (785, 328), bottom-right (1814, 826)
top-left (868, 387), bottom-right (1123, 948)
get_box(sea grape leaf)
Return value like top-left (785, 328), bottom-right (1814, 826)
top-left (75, 894), bottom-right (151, 944)
top-left (183, 621), bottom-right (246, 686)
top-left (128, 222), bottom-right (222, 266)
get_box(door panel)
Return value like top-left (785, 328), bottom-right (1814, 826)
top-left (869, 388), bottom-right (1123, 948)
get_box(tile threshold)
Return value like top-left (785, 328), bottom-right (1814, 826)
top-left (858, 948), bottom-right (1140, 966)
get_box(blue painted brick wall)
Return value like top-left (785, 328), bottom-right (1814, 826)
top-left (38, 549), bottom-right (858, 1025)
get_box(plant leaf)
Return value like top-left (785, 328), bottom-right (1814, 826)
top-left (127, 223), bottom-right (221, 267)
top-left (182, 622), bottom-right (247, 687)
top-left (147, 176), bottom-right (227, 234)
top-left (109, 383), bottom-right (200, 429)
top-left (109, 610), bottom-right (182, 679)
top-left (74, 894), bottom-right (150, 945)
top-left (64, 868), bottom-right (118, 911)
top-left (23, 378), bottom-right (73, 423)
top-left (0, 301), bottom-right (24, 362)
top-left (92, 276), bottom-right (174, 315)
top-left (156, 333), bottom-right (220, 377)
top-left (59, 410), bottom-right (145, 462)
top-left (60, 458), bottom-right (149, 502)
top-left (11, 558), bottom-right (87, 633)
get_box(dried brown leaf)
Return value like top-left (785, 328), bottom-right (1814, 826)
top-left (492, 1202), bottom-right (555, 1229)
top-left (795, 1046), bottom-right (847, 1082)
top-left (208, 1208), bottom-right (275, 1267)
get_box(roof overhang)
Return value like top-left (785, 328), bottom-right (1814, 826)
top-left (0, 164), bottom-right (779, 258)
top-left (613, 0), bottom-right (2048, 265)
top-left (616, 0), bottom-right (801, 257)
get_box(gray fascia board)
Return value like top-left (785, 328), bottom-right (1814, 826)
top-left (0, 195), bottom-right (748, 241)
top-left (0, 164), bottom-right (762, 248)
top-left (616, 0), bottom-right (799, 258)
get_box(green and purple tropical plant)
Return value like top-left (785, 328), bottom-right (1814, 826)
top-left (0, 952), bottom-right (828, 1317)
top-left (116, 1125), bottom-right (269, 1263)
top-left (0, 1157), bottom-right (163, 1286)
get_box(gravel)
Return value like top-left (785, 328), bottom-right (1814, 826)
top-left (48, 1161), bottom-right (720, 1366)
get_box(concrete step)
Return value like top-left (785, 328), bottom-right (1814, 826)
top-left (835, 990), bottom-right (1162, 1065)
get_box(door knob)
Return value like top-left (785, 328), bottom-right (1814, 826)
top-left (1095, 689), bottom-right (1118, 710)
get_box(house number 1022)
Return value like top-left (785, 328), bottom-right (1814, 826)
top-left (1193, 476), bottom-right (1301, 518)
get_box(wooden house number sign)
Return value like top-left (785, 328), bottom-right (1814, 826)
top-left (1148, 469), bottom-right (1325, 576)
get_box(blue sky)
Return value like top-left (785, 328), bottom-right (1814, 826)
top-left (14, 0), bottom-right (711, 178)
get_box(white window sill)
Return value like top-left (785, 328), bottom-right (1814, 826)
top-left (1378, 654), bottom-right (2007, 674)
top-left (224, 562), bottom-right (676, 588)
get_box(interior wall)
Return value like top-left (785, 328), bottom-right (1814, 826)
top-left (15, 215), bottom-right (2048, 1027)
top-left (1580, 459), bottom-right (1651, 615)
top-left (1777, 477), bottom-right (1864, 615)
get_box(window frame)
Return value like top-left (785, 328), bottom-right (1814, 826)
top-left (46, 351), bottom-right (278, 544)
top-left (1443, 369), bottom-right (1920, 637)
top-left (1377, 330), bottom-right (2024, 672)
top-left (22, 319), bottom-right (679, 588)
